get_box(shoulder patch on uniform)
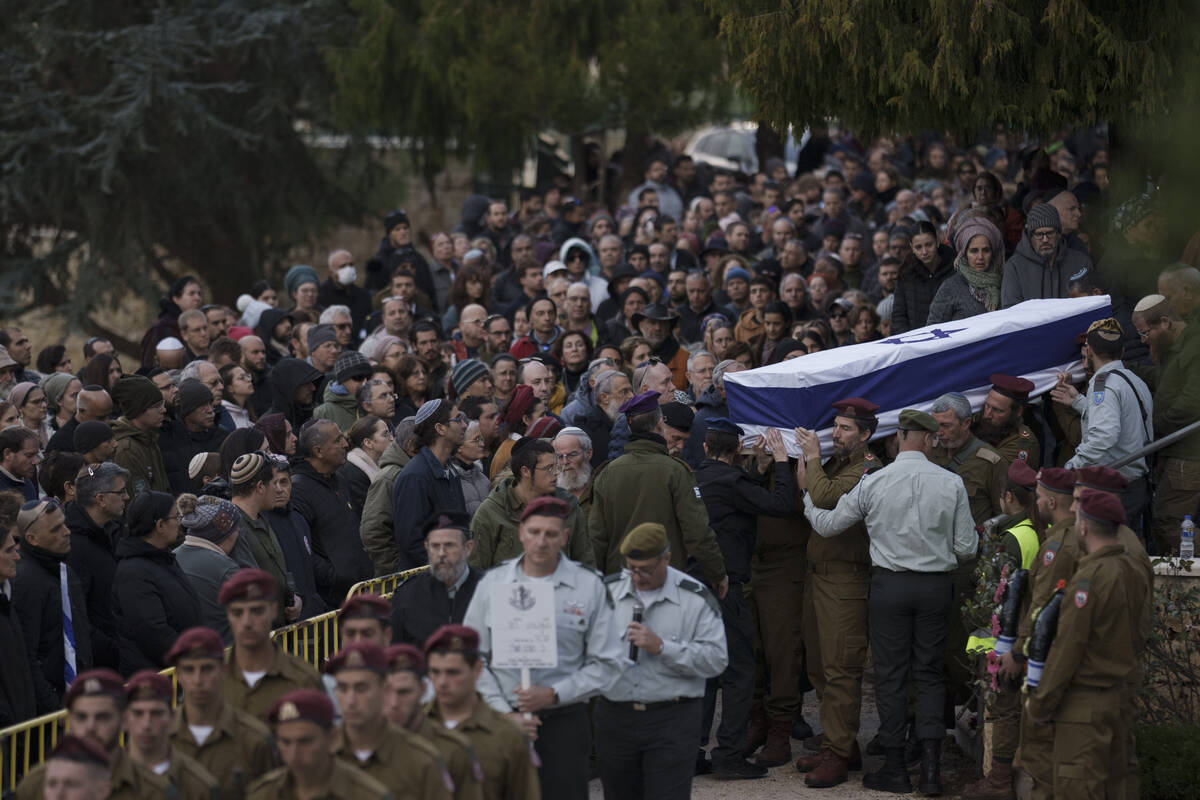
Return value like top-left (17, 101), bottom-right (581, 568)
top-left (603, 571), bottom-right (624, 585)
top-left (1019, 427), bottom-right (1031, 439)
top-left (679, 577), bottom-right (721, 615)
top-left (1093, 373), bottom-right (1108, 404)
top-left (976, 448), bottom-right (1001, 464)
top-left (693, 486), bottom-right (702, 499)
top-left (670, 454), bottom-right (695, 473)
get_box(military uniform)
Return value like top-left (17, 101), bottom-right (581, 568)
top-left (597, 562), bottom-right (727, 799)
top-left (425, 695), bottom-right (541, 800)
top-left (1149, 320), bottom-right (1200, 555)
top-left (587, 436), bottom-right (726, 584)
top-left (17, 747), bottom-right (169, 800)
top-left (801, 447), bottom-right (880, 766)
top-left (170, 701), bottom-right (276, 798)
top-left (991, 424), bottom-right (1040, 470)
top-left (222, 644), bottom-right (324, 721)
top-left (331, 724), bottom-right (453, 800)
top-left (1027, 543), bottom-right (1145, 799)
top-left (468, 478), bottom-right (595, 569)
top-left (413, 714), bottom-right (486, 800)
top-left (247, 759), bottom-right (393, 800)
top-left (165, 749), bottom-right (223, 800)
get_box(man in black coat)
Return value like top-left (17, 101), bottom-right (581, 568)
top-left (64, 464), bottom-right (130, 670)
top-left (12, 499), bottom-right (93, 713)
top-left (693, 421), bottom-right (797, 780)
top-left (289, 419), bottom-right (373, 607)
top-left (46, 386), bottom-right (113, 454)
top-left (0, 509), bottom-right (36, 726)
top-left (159, 379), bottom-right (228, 493)
top-left (389, 510), bottom-right (483, 647)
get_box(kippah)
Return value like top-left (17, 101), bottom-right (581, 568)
top-left (1086, 317), bottom-right (1123, 341)
top-left (1133, 294), bottom-right (1167, 314)
top-left (157, 337), bottom-right (185, 351)
top-left (188, 452), bottom-right (213, 480)
top-left (415, 398), bottom-right (443, 426)
top-left (231, 451), bottom-right (267, 486)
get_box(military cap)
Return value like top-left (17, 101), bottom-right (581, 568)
top-left (65, 669), bottom-right (126, 708)
top-left (521, 495), bottom-right (570, 522)
top-left (424, 624), bottom-right (480, 656)
top-left (217, 568), bottom-right (277, 606)
top-left (1076, 488), bottom-right (1126, 527)
top-left (619, 523), bottom-right (669, 560)
top-left (1007, 460), bottom-right (1038, 489)
top-left (661, 402), bottom-right (695, 432)
top-left (338, 593), bottom-right (391, 623)
top-left (897, 408), bottom-right (937, 432)
top-left (48, 736), bottom-right (111, 769)
top-left (165, 626), bottom-right (226, 665)
top-left (1037, 467), bottom-right (1077, 494)
top-left (1074, 465), bottom-right (1129, 493)
top-left (989, 374), bottom-right (1035, 403)
top-left (324, 642), bottom-right (389, 676)
top-left (422, 509), bottom-right (472, 536)
top-left (832, 397), bottom-right (880, 421)
top-left (268, 689), bottom-right (335, 729)
top-left (618, 390), bottom-right (660, 416)
top-left (704, 417), bottom-right (744, 436)
top-left (125, 670), bottom-right (173, 705)
top-left (385, 644), bottom-right (426, 676)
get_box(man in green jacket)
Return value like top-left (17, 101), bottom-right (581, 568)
top-left (111, 375), bottom-right (170, 494)
top-left (313, 351), bottom-right (373, 431)
top-left (359, 418), bottom-right (417, 575)
top-left (469, 437), bottom-right (595, 568)
top-left (588, 391), bottom-right (727, 595)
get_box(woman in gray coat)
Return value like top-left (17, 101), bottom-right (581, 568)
top-left (173, 494), bottom-right (242, 643)
top-left (927, 215), bottom-right (1006, 325)
top-left (453, 421), bottom-right (491, 515)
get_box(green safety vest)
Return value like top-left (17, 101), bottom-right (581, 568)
top-left (1005, 518), bottom-right (1040, 570)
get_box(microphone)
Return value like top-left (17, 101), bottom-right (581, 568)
top-left (629, 599), bottom-right (644, 662)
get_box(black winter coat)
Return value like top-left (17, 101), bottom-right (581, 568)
top-left (389, 567), bottom-right (484, 647)
top-left (890, 245), bottom-right (956, 334)
top-left (0, 589), bottom-right (37, 725)
top-left (289, 460), bottom-right (373, 607)
top-left (12, 541), bottom-right (93, 712)
top-left (576, 405), bottom-right (613, 470)
top-left (159, 420), bottom-right (229, 495)
top-left (693, 459), bottom-right (795, 584)
top-left (263, 506), bottom-right (330, 620)
top-left (112, 537), bottom-right (201, 673)
top-left (64, 502), bottom-right (121, 669)
top-left (45, 416), bottom-right (80, 454)
top-left (265, 358), bottom-right (324, 430)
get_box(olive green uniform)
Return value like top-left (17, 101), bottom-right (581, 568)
top-left (170, 701), bottom-right (276, 798)
top-left (1027, 544), bottom-right (1145, 799)
top-left (331, 723), bottom-right (453, 799)
top-left (991, 424), bottom-right (1040, 470)
top-left (1150, 321), bottom-right (1200, 555)
top-left (166, 749), bottom-right (222, 800)
top-left (17, 748), bottom-right (168, 800)
top-left (425, 695), bottom-right (541, 800)
top-left (222, 645), bottom-right (324, 722)
top-left (1116, 523), bottom-right (1153, 800)
top-left (588, 437), bottom-right (726, 583)
top-left (247, 759), bottom-right (392, 800)
top-left (801, 448), bottom-right (880, 759)
top-left (413, 714), bottom-right (486, 800)
top-left (1016, 518), bottom-right (1079, 799)
top-left (468, 478), bottom-right (595, 569)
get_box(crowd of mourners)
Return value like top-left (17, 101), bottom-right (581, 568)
top-left (0, 126), bottom-right (1198, 800)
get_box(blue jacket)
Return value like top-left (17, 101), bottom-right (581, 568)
top-left (391, 447), bottom-right (465, 570)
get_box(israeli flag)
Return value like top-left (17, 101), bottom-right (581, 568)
top-left (725, 296), bottom-right (1112, 451)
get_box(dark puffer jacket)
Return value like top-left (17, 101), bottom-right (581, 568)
top-left (112, 537), bottom-right (201, 673)
top-left (64, 502), bottom-right (121, 669)
top-left (289, 460), bottom-right (373, 607)
top-left (890, 245), bottom-right (956, 334)
top-left (265, 358), bottom-right (324, 430)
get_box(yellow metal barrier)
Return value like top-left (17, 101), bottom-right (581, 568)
top-left (0, 569), bottom-right (416, 793)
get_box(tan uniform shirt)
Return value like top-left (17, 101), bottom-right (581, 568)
top-left (166, 749), bottom-right (222, 800)
top-left (222, 644), bottom-right (323, 721)
top-left (1016, 518), bottom-right (1079, 657)
top-left (805, 449), bottom-right (881, 565)
top-left (330, 723), bottom-right (453, 800)
top-left (992, 424), bottom-right (1040, 470)
top-left (425, 696), bottom-right (540, 800)
top-left (413, 714), bottom-right (486, 800)
top-left (933, 436), bottom-right (1006, 525)
top-left (247, 759), bottom-right (392, 800)
top-left (17, 748), bottom-right (168, 800)
top-left (169, 701), bottom-right (276, 798)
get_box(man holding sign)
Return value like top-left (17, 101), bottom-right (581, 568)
top-left (463, 496), bottom-right (623, 800)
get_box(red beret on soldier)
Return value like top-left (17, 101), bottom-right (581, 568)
top-left (1007, 459), bottom-right (1038, 489)
top-left (338, 593), bottom-right (391, 623)
top-left (1074, 465), bottom-right (1129, 493)
top-left (64, 669), bottom-right (125, 708)
top-left (218, 568), bottom-right (277, 606)
top-left (831, 397), bottom-right (880, 421)
top-left (324, 642), bottom-right (389, 676)
top-left (1037, 467), bottom-right (1077, 494)
top-left (1076, 488), bottom-right (1127, 527)
top-left (424, 624), bottom-right (480, 656)
top-left (49, 735), bottom-right (111, 769)
top-left (385, 644), bottom-right (426, 676)
top-left (989, 373), bottom-right (1035, 403)
top-left (125, 670), bottom-right (174, 705)
top-left (268, 688), bottom-right (335, 728)
top-left (520, 495), bottom-right (570, 522)
top-left (165, 626), bottom-right (226, 665)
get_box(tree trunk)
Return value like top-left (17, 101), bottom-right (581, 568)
top-left (621, 127), bottom-right (650, 196)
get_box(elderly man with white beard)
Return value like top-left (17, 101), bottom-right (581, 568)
top-left (553, 427), bottom-right (594, 501)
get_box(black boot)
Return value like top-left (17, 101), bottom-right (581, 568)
top-left (919, 738), bottom-right (943, 796)
top-left (905, 722), bottom-right (922, 765)
top-left (862, 746), bottom-right (912, 794)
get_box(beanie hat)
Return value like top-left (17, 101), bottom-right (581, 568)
top-left (1025, 203), bottom-right (1061, 234)
top-left (723, 267), bottom-right (751, 285)
top-left (237, 297), bottom-right (273, 330)
top-left (503, 385), bottom-right (536, 425)
top-left (384, 210), bottom-right (409, 233)
top-left (111, 375), bottom-right (162, 420)
top-left (73, 420), bottom-right (115, 454)
top-left (178, 379), bottom-right (214, 418)
top-left (181, 497), bottom-right (241, 544)
top-left (307, 324), bottom-right (338, 354)
top-left (451, 360), bottom-right (489, 397)
top-left (334, 351), bottom-right (372, 384)
top-left (39, 373), bottom-right (76, 414)
top-left (284, 264), bottom-right (320, 297)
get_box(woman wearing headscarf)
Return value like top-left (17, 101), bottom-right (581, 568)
top-left (926, 216), bottom-right (1005, 324)
top-left (40, 373), bottom-right (81, 437)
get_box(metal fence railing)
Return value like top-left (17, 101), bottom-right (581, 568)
top-left (0, 568), bottom-right (423, 794)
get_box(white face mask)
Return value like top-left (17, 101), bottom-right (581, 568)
top-left (337, 265), bottom-right (357, 285)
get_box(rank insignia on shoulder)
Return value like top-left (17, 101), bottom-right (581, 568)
top-left (1043, 550), bottom-right (1055, 565)
top-left (1075, 590), bottom-right (1088, 608)
top-left (1093, 391), bottom-right (1104, 405)
top-left (1020, 428), bottom-right (1031, 438)
top-left (694, 487), bottom-right (701, 499)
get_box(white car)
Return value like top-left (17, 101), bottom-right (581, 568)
top-left (684, 122), bottom-right (808, 176)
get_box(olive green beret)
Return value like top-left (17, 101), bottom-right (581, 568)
top-left (897, 408), bottom-right (938, 433)
top-left (619, 523), bottom-right (669, 560)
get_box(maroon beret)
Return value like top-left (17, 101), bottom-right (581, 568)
top-left (268, 689), bottom-right (335, 728)
top-left (338, 593), bottom-right (391, 623)
top-left (324, 642), bottom-right (388, 676)
top-left (503, 385), bottom-right (536, 425)
top-left (165, 627), bottom-right (226, 665)
top-left (384, 644), bottom-right (426, 676)
top-left (424, 624), bottom-right (480, 656)
top-left (1037, 467), bottom-right (1077, 494)
top-left (1074, 466), bottom-right (1129, 494)
top-left (1076, 488), bottom-right (1126, 527)
top-left (831, 397), bottom-right (880, 421)
top-left (989, 373), bottom-right (1035, 402)
top-left (526, 416), bottom-right (563, 439)
top-left (48, 735), bottom-right (111, 769)
top-left (125, 670), bottom-right (173, 705)
top-left (218, 568), bottom-right (277, 606)
top-left (1007, 460), bottom-right (1038, 489)
top-left (64, 669), bottom-right (125, 709)
top-left (521, 495), bottom-right (570, 522)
